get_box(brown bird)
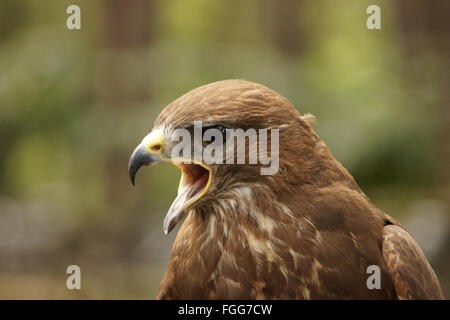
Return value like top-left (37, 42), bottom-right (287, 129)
top-left (128, 79), bottom-right (444, 299)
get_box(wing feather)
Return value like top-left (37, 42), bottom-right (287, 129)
top-left (382, 224), bottom-right (444, 299)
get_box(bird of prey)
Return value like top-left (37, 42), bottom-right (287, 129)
top-left (128, 79), bottom-right (444, 299)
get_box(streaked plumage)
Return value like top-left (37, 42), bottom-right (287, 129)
top-left (129, 79), bottom-right (444, 299)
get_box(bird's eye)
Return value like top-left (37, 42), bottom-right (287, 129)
top-left (201, 125), bottom-right (229, 144)
top-left (215, 125), bottom-right (229, 142)
top-left (216, 126), bottom-right (227, 136)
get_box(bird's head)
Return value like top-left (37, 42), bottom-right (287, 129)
top-left (128, 80), bottom-right (320, 234)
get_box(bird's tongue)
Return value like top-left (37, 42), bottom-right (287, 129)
top-left (163, 173), bottom-right (207, 234)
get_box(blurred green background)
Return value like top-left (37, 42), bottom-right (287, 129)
top-left (0, 0), bottom-right (449, 299)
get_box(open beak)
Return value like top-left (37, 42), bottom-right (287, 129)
top-left (128, 129), bottom-right (211, 234)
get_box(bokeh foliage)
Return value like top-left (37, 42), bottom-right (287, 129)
top-left (0, 0), bottom-right (449, 298)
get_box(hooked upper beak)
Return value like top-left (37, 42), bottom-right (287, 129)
top-left (128, 128), bottom-right (211, 234)
top-left (128, 145), bottom-right (161, 185)
top-left (128, 129), bottom-right (164, 185)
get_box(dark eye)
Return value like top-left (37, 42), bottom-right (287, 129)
top-left (215, 125), bottom-right (229, 143)
top-left (216, 126), bottom-right (227, 136)
top-left (202, 125), bottom-right (228, 144)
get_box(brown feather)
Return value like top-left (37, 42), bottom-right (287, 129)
top-left (146, 80), bottom-right (443, 300)
top-left (382, 224), bottom-right (444, 299)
